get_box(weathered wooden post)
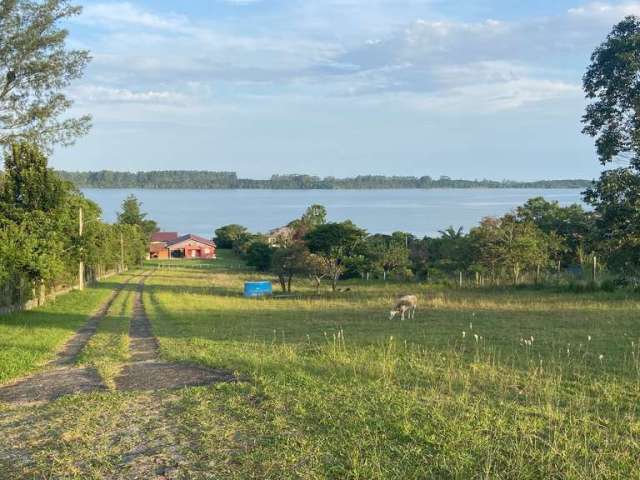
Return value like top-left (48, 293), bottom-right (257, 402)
top-left (120, 232), bottom-right (125, 273)
top-left (78, 207), bottom-right (84, 291)
top-left (592, 255), bottom-right (597, 282)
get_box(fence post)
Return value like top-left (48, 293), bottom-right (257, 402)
top-left (78, 207), bottom-right (84, 291)
top-left (459, 271), bottom-right (463, 288)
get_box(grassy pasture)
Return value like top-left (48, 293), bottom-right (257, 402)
top-left (141, 262), bottom-right (640, 478)
top-left (0, 252), bottom-right (639, 479)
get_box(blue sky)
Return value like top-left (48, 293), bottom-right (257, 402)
top-left (52, 1), bottom-right (640, 180)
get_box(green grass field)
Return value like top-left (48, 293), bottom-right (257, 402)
top-left (1, 251), bottom-right (639, 478)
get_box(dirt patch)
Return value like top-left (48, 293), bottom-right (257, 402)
top-left (52, 278), bottom-right (133, 367)
top-left (116, 362), bottom-right (235, 392)
top-left (128, 281), bottom-right (160, 362)
top-left (0, 367), bottom-right (106, 405)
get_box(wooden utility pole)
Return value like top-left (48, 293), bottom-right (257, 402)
top-left (592, 255), bottom-right (597, 282)
top-left (120, 232), bottom-right (125, 273)
top-left (78, 207), bottom-right (84, 291)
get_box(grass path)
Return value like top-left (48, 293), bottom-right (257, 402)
top-left (0, 272), bottom-right (139, 385)
top-left (75, 274), bottom-right (138, 389)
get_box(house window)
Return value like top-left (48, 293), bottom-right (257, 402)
top-left (204, 248), bottom-right (210, 254)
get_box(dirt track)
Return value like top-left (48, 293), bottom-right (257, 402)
top-left (0, 274), bottom-right (234, 405)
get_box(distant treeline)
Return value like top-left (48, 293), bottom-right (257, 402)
top-left (55, 171), bottom-right (593, 190)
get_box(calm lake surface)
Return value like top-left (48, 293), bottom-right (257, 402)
top-left (82, 189), bottom-right (585, 238)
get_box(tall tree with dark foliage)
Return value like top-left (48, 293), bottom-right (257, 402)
top-left (582, 16), bottom-right (640, 274)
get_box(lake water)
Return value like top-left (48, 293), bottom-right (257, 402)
top-left (82, 188), bottom-right (586, 238)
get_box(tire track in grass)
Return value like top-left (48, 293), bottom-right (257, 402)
top-left (115, 275), bottom-right (235, 392)
top-left (0, 275), bottom-right (136, 405)
top-left (74, 274), bottom-right (141, 390)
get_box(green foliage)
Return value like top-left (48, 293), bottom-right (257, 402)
top-left (362, 233), bottom-right (410, 280)
top-left (116, 194), bottom-right (157, 239)
top-left (0, 143), bottom-right (153, 305)
top-left (305, 221), bottom-right (367, 290)
top-left (582, 16), bottom-right (640, 276)
top-left (0, 143), bottom-right (64, 214)
top-left (0, 0), bottom-right (91, 150)
top-left (270, 243), bottom-right (311, 292)
top-left (469, 215), bottom-right (550, 284)
top-left (214, 224), bottom-right (249, 249)
top-left (56, 170), bottom-right (593, 190)
top-left (245, 242), bottom-right (273, 272)
top-left (300, 204), bottom-right (326, 228)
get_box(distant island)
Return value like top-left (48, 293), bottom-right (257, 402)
top-left (56, 170), bottom-right (593, 190)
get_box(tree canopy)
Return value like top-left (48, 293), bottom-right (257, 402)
top-left (55, 170), bottom-right (593, 190)
top-left (117, 195), bottom-right (157, 239)
top-left (0, 0), bottom-right (91, 150)
top-left (582, 15), bottom-right (640, 275)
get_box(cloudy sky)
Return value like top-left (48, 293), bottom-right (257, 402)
top-left (52, 1), bottom-right (640, 180)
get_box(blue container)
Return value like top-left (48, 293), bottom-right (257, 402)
top-left (244, 281), bottom-right (273, 297)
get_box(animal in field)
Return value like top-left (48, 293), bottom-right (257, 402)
top-left (389, 295), bottom-right (418, 320)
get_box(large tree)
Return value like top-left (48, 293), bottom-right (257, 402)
top-left (270, 243), bottom-right (310, 293)
top-left (0, 142), bottom-right (64, 215)
top-left (215, 224), bottom-right (248, 249)
top-left (117, 195), bottom-right (157, 239)
top-left (0, 0), bottom-right (90, 150)
top-left (304, 221), bottom-right (366, 291)
top-left (582, 16), bottom-right (640, 274)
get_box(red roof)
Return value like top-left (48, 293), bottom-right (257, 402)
top-left (166, 234), bottom-right (216, 248)
top-left (151, 232), bottom-right (178, 243)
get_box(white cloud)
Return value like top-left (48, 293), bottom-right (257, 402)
top-left (81, 3), bottom-right (190, 31)
top-left (568, 2), bottom-right (640, 19)
top-left (70, 85), bottom-right (190, 105)
top-left (72, 0), bottom-right (634, 117)
top-left (406, 79), bottom-right (581, 113)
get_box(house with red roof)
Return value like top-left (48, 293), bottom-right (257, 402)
top-left (149, 232), bottom-right (216, 260)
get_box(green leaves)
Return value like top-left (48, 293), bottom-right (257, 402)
top-left (583, 16), bottom-right (640, 275)
top-left (0, 0), bottom-right (90, 150)
top-left (117, 194), bottom-right (157, 239)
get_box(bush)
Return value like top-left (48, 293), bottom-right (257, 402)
top-left (246, 242), bottom-right (273, 272)
top-left (600, 279), bottom-right (616, 292)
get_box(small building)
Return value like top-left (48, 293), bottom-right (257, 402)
top-left (267, 225), bottom-right (295, 247)
top-left (149, 232), bottom-right (216, 260)
top-left (165, 234), bottom-right (217, 259)
top-left (149, 232), bottom-right (178, 259)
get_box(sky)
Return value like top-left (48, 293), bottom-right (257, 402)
top-left (50, 1), bottom-right (640, 180)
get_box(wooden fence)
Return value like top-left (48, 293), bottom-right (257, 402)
top-left (0, 266), bottom-right (125, 316)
